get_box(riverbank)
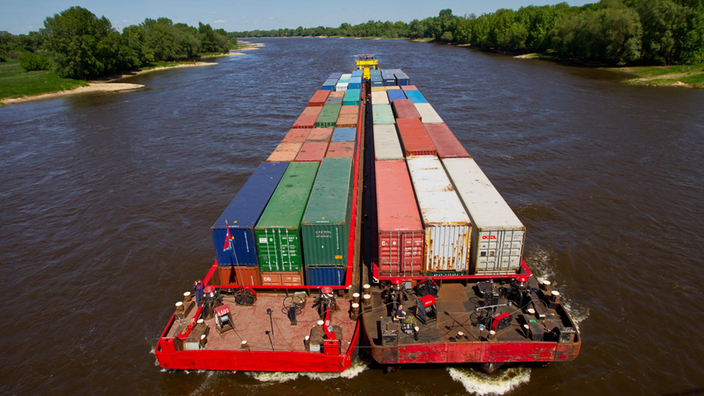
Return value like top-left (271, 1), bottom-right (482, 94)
top-left (603, 64), bottom-right (704, 88)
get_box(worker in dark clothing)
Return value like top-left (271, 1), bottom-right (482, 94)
top-left (394, 304), bottom-right (407, 322)
top-left (194, 280), bottom-right (204, 307)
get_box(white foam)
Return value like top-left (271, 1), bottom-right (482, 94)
top-left (247, 358), bottom-right (368, 383)
top-left (527, 247), bottom-right (556, 284)
top-left (562, 299), bottom-right (590, 331)
top-left (447, 367), bottom-right (531, 395)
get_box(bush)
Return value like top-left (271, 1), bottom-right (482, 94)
top-left (18, 51), bottom-right (52, 71)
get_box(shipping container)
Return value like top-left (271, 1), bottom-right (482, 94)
top-left (295, 141), bottom-right (329, 162)
top-left (255, 162), bottom-right (319, 272)
top-left (387, 89), bottom-right (406, 103)
top-left (315, 104), bottom-right (341, 128)
top-left (308, 90), bottom-right (331, 107)
top-left (371, 87), bottom-right (386, 93)
top-left (336, 114), bottom-right (358, 128)
top-left (325, 141), bottom-right (355, 158)
top-left (322, 79), bottom-right (337, 91)
top-left (414, 102), bottom-right (443, 124)
top-left (351, 70), bottom-right (363, 78)
top-left (406, 156), bottom-right (472, 273)
top-left (396, 119), bottom-right (437, 156)
top-left (305, 267), bottom-right (346, 286)
top-left (394, 72), bottom-right (410, 86)
top-left (329, 72), bottom-right (342, 80)
top-left (217, 266), bottom-right (262, 287)
top-left (424, 123), bottom-right (470, 159)
top-left (212, 162), bottom-right (288, 267)
top-left (404, 90), bottom-right (427, 104)
top-left (326, 97), bottom-right (343, 105)
top-left (281, 128), bottom-right (311, 143)
top-left (401, 85), bottom-right (418, 91)
top-left (293, 107), bottom-right (324, 129)
top-left (261, 271), bottom-right (303, 286)
top-left (331, 127), bottom-right (356, 142)
top-left (442, 158), bottom-right (525, 274)
top-left (343, 89), bottom-right (361, 106)
top-left (301, 157), bottom-right (353, 267)
top-left (340, 105), bottom-right (359, 116)
top-left (373, 124), bottom-right (404, 161)
top-left (335, 82), bottom-right (348, 92)
top-left (382, 74), bottom-right (396, 86)
top-left (371, 76), bottom-right (384, 87)
top-left (371, 91), bottom-right (389, 105)
top-left (306, 127), bottom-right (334, 142)
top-left (392, 99), bottom-right (421, 119)
top-left (349, 76), bottom-right (362, 90)
top-left (375, 160), bottom-right (424, 277)
top-left (329, 91), bottom-right (345, 98)
top-left (372, 104), bottom-right (395, 125)
top-left (384, 86), bottom-right (401, 91)
top-left (267, 142), bottom-right (303, 162)
top-left (339, 73), bottom-right (352, 82)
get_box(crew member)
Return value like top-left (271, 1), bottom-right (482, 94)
top-left (194, 280), bottom-right (204, 307)
top-left (395, 304), bottom-right (407, 322)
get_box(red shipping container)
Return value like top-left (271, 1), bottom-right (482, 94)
top-left (261, 271), bottom-right (303, 286)
top-left (217, 266), bottom-right (262, 287)
top-left (396, 119), bottom-right (437, 156)
top-left (325, 141), bottom-right (354, 158)
top-left (293, 107), bottom-right (323, 129)
top-left (301, 106), bottom-right (324, 116)
top-left (393, 99), bottom-right (421, 119)
top-left (424, 123), bottom-right (471, 159)
top-left (336, 114), bottom-right (358, 128)
top-left (282, 128), bottom-right (311, 143)
top-left (329, 91), bottom-right (345, 98)
top-left (340, 105), bottom-right (359, 116)
top-left (308, 90), bottom-right (331, 107)
top-left (294, 141), bottom-right (328, 162)
top-left (401, 85), bottom-right (418, 91)
top-left (268, 142), bottom-right (302, 162)
top-left (375, 160), bottom-right (424, 277)
top-left (306, 127), bottom-right (334, 142)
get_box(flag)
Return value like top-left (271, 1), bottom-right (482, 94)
top-left (223, 220), bottom-right (234, 252)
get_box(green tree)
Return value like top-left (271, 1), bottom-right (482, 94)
top-left (18, 50), bottom-right (52, 71)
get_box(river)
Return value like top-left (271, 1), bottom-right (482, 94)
top-left (1, 37), bottom-right (703, 395)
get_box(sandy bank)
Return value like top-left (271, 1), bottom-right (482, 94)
top-left (1, 82), bottom-right (145, 105)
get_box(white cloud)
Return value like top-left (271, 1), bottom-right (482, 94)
top-left (122, 19), bottom-right (129, 23)
top-left (208, 11), bottom-right (218, 14)
top-left (240, 16), bottom-right (247, 19)
top-left (27, 25), bottom-right (33, 29)
top-left (213, 19), bottom-right (226, 23)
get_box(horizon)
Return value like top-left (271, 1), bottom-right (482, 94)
top-left (1, 0), bottom-right (593, 35)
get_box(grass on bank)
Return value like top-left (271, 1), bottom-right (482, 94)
top-left (604, 64), bottom-right (704, 88)
top-left (0, 59), bottom-right (88, 102)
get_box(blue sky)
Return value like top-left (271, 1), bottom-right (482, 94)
top-left (1, 0), bottom-right (594, 35)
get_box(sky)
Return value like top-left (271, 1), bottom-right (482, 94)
top-left (1, 0), bottom-right (595, 35)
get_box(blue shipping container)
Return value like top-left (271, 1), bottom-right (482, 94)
top-left (387, 89), bottom-right (406, 103)
top-left (331, 127), bottom-right (356, 142)
top-left (351, 70), bottom-right (363, 77)
top-left (394, 72), bottom-right (410, 86)
top-left (382, 76), bottom-right (396, 86)
top-left (370, 69), bottom-right (381, 76)
top-left (404, 90), bottom-right (427, 103)
top-left (306, 267), bottom-right (346, 286)
top-left (322, 78), bottom-right (338, 91)
top-left (329, 72), bottom-right (343, 80)
top-left (212, 162), bottom-right (288, 267)
top-left (349, 76), bottom-right (362, 90)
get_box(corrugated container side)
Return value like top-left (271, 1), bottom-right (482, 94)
top-left (267, 142), bottom-right (303, 162)
top-left (371, 91), bottom-right (389, 105)
top-left (375, 160), bottom-right (424, 277)
top-left (282, 128), bottom-right (311, 143)
top-left (255, 162), bottom-right (319, 272)
top-left (325, 141), bottom-right (354, 158)
top-left (401, 85), bottom-right (418, 91)
top-left (394, 73), bottom-right (410, 86)
top-left (372, 104), bottom-right (395, 125)
top-left (295, 141), bottom-right (328, 162)
top-left (442, 158), bottom-right (525, 275)
top-left (308, 90), bottom-right (331, 106)
top-left (217, 266), bottom-right (262, 286)
top-left (414, 102), bottom-right (444, 124)
top-left (424, 123), bottom-right (471, 159)
top-left (406, 156), bottom-right (472, 272)
top-left (404, 90), bottom-right (428, 104)
top-left (212, 162), bottom-right (288, 267)
top-left (335, 83), bottom-right (348, 92)
top-left (387, 89), bottom-right (406, 103)
top-left (392, 99), bottom-right (422, 119)
top-left (373, 124), bottom-right (404, 161)
top-left (305, 267), bottom-right (346, 286)
top-left (396, 119), bottom-right (437, 156)
top-left (261, 271), bottom-right (303, 286)
top-left (306, 128), bottom-right (333, 142)
top-left (322, 79), bottom-right (337, 91)
top-left (301, 157), bottom-right (353, 267)
top-left (331, 127), bottom-right (356, 142)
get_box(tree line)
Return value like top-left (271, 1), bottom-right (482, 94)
top-left (233, 0), bottom-right (704, 65)
top-left (0, 6), bottom-right (234, 79)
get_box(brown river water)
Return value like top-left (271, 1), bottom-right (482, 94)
top-left (1, 38), bottom-right (703, 395)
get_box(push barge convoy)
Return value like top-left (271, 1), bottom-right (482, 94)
top-left (154, 55), bottom-right (581, 373)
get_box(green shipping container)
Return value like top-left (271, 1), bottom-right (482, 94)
top-left (255, 162), bottom-right (319, 272)
top-left (301, 157), bottom-right (354, 267)
top-left (315, 104), bottom-right (342, 128)
top-left (343, 89), bottom-right (361, 106)
top-left (372, 104), bottom-right (395, 125)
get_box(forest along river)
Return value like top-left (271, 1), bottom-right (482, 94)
top-left (1, 38), bottom-right (703, 395)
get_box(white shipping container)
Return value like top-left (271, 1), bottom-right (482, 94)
top-left (335, 82), bottom-right (348, 92)
top-left (414, 103), bottom-right (443, 124)
top-left (341, 73), bottom-right (352, 79)
top-left (374, 125), bottom-right (404, 161)
top-left (371, 91), bottom-right (389, 105)
top-left (406, 156), bottom-right (471, 272)
top-left (442, 158), bottom-right (526, 274)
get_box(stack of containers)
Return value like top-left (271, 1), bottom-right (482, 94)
top-left (382, 73), bottom-right (396, 86)
top-left (322, 79), bottom-right (338, 91)
top-left (375, 160), bottom-right (424, 277)
top-left (308, 90), bottom-right (331, 107)
top-left (336, 104), bottom-right (359, 128)
top-left (387, 89), bottom-right (406, 103)
top-left (336, 73), bottom-right (351, 92)
top-left (392, 99), bottom-right (421, 120)
top-left (370, 70), bottom-right (383, 86)
top-left (407, 156), bottom-right (472, 275)
top-left (281, 128), bottom-right (311, 143)
top-left (404, 90), bottom-right (427, 104)
top-left (293, 106), bottom-right (323, 129)
top-left (394, 72), bottom-right (410, 86)
top-left (373, 125), bottom-right (404, 161)
top-left (268, 141), bottom-right (302, 162)
top-left (372, 104), bottom-right (395, 125)
top-left (351, 70), bottom-right (363, 78)
top-left (212, 162), bottom-right (288, 286)
top-left (315, 104), bottom-right (341, 128)
top-left (414, 102), bottom-right (443, 124)
top-left (424, 123), bottom-right (470, 159)
top-left (443, 158), bottom-right (525, 275)
top-left (327, 127), bottom-right (356, 158)
top-left (301, 157), bottom-right (354, 285)
top-left (371, 91), bottom-right (389, 105)
top-left (396, 119), bottom-right (437, 156)
top-left (343, 89), bottom-right (361, 106)
top-left (295, 141), bottom-right (328, 162)
top-left (348, 76), bottom-right (362, 90)
top-left (256, 162), bottom-right (319, 286)
top-left (326, 91), bottom-right (344, 105)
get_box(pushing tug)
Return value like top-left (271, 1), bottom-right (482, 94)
top-left (154, 54), bottom-right (580, 373)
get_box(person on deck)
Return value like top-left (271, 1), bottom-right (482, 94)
top-left (194, 280), bottom-right (204, 307)
top-left (395, 304), bottom-right (417, 326)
